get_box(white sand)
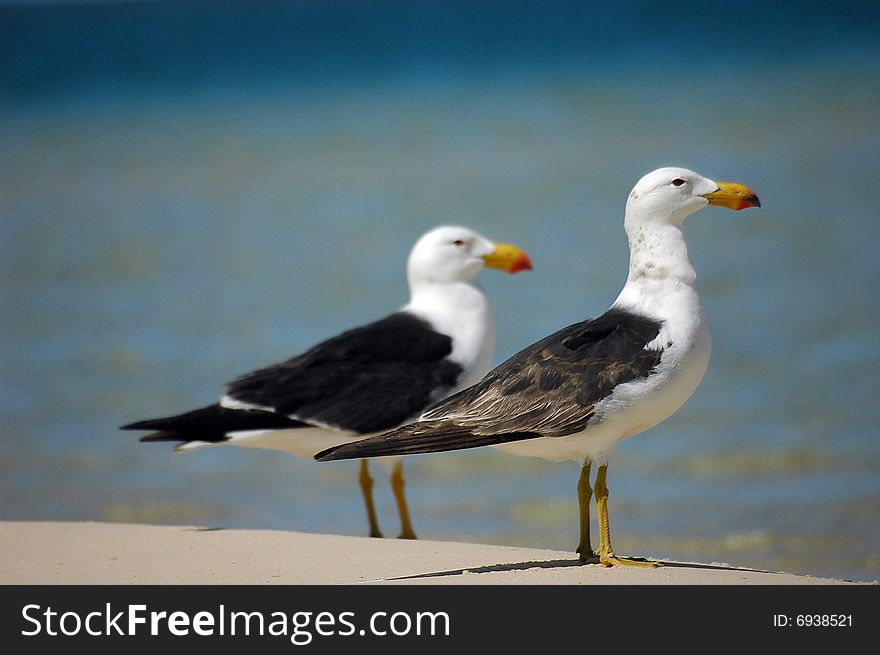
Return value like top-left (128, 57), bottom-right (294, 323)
top-left (0, 521), bottom-right (856, 585)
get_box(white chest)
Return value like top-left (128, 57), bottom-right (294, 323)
top-left (404, 283), bottom-right (496, 390)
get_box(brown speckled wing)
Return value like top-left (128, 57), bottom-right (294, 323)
top-left (316, 308), bottom-right (665, 462)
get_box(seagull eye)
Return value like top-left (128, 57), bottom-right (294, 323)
top-left (671, 178), bottom-right (686, 187)
top-left (452, 239), bottom-right (466, 246)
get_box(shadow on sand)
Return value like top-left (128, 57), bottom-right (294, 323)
top-left (387, 557), bottom-right (773, 581)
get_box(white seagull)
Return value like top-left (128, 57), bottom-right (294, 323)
top-left (316, 168), bottom-right (760, 565)
top-left (122, 225), bottom-right (532, 540)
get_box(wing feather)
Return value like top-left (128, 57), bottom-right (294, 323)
top-left (316, 308), bottom-right (665, 461)
top-left (227, 311), bottom-right (463, 434)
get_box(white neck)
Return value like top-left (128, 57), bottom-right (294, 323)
top-left (403, 281), bottom-right (495, 384)
top-left (613, 221), bottom-right (701, 324)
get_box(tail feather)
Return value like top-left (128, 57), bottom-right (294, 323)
top-left (122, 403), bottom-right (307, 445)
top-left (138, 431), bottom-right (190, 443)
top-left (315, 420), bottom-right (540, 461)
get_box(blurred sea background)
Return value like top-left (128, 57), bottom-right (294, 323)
top-left (1, 0), bottom-right (878, 582)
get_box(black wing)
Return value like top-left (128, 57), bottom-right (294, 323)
top-left (226, 311), bottom-right (463, 434)
top-left (316, 307), bottom-right (664, 461)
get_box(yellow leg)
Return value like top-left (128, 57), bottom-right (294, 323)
top-left (595, 463), bottom-right (662, 568)
top-left (390, 459), bottom-right (417, 540)
top-left (577, 461), bottom-right (599, 563)
top-left (359, 459), bottom-right (383, 538)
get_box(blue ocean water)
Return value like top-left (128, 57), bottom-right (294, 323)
top-left (1, 0), bottom-right (879, 581)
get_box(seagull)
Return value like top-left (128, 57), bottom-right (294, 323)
top-left (316, 168), bottom-right (760, 565)
top-left (121, 225), bottom-right (532, 540)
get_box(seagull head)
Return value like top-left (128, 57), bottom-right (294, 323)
top-left (407, 225), bottom-right (532, 287)
top-left (626, 167), bottom-right (761, 228)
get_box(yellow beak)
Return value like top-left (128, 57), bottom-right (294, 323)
top-left (482, 243), bottom-right (533, 274)
top-left (703, 181), bottom-right (761, 211)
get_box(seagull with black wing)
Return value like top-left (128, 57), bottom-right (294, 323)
top-left (122, 225), bottom-right (532, 540)
top-left (317, 168), bottom-right (760, 566)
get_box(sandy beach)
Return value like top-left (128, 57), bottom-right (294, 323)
top-left (0, 521), bottom-right (860, 585)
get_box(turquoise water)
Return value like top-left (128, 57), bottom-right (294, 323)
top-left (2, 1), bottom-right (879, 582)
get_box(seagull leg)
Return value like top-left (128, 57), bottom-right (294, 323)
top-left (390, 459), bottom-right (418, 540)
top-left (576, 461), bottom-right (599, 563)
top-left (595, 463), bottom-right (662, 568)
top-left (359, 459), bottom-right (383, 538)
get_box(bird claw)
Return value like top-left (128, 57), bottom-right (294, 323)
top-left (599, 552), bottom-right (663, 568)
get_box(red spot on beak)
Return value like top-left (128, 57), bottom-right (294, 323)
top-left (738, 193), bottom-right (761, 210)
top-left (509, 253), bottom-right (533, 274)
